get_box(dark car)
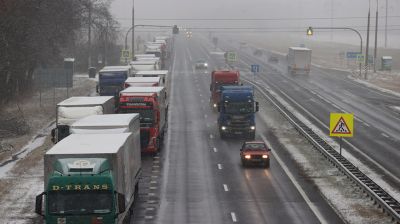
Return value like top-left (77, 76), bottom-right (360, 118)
top-left (268, 55), bottom-right (279, 63)
top-left (240, 141), bottom-right (271, 168)
top-left (195, 60), bottom-right (208, 70)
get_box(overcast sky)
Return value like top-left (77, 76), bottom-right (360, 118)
top-left (110, 0), bottom-right (400, 46)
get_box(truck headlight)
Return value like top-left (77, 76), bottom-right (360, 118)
top-left (245, 155), bottom-right (251, 159)
top-left (221, 126), bottom-right (226, 130)
top-left (204, 63), bottom-right (208, 66)
top-left (213, 103), bottom-right (217, 108)
top-left (262, 155), bottom-right (268, 159)
top-left (250, 126), bottom-right (255, 130)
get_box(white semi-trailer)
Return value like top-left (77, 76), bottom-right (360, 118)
top-left (52, 96), bottom-right (115, 143)
top-left (287, 47), bottom-right (312, 75)
top-left (36, 133), bottom-right (141, 224)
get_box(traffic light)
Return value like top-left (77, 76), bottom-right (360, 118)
top-left (307, 27), bottom-right (313, 36)
top-left (173, 25), bottom-right (179, 34)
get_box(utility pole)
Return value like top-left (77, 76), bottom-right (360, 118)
top-left (365, 3), bottom-right (371, 79)
top-left (88, 1), bottom-right (92, 69)
top-left (385, 0), bottom-right (388, 48)
top-left (131, 0), bottom-right (135, 57)
top-left (374, 0), bottom-right (379, 73)
top-left (330, 0), bottom-right (333, 41)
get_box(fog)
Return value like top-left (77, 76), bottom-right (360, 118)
top-left (111, 0), bottom-right (400, 47)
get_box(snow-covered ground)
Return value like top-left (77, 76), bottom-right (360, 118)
top-left (251, 73), bottom-right (395, 223)
top-left (0, 74), bottom-right (96, 223)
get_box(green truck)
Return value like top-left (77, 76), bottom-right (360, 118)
top-left (35, 133), bottom-right (141, 224)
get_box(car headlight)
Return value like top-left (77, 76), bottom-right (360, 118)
top-left (250, 126), bottom-right (255, 130)
top-left (204, 63), bottom-right (208, 66)
top-left (245, 155), bottom-right (251, 159)
top-left (262, 155), bottom-right (268, 159)
top-left (221, 126), bottom-right (226, 130)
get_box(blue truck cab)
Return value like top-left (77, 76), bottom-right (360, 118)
top-left (97, 66), bottom-right (132, 97)
top-left (218, 86), bottom-right (259, 139)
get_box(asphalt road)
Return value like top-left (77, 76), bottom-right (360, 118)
top-left (215, 37), bottom-right (400, 187)
top-left (138, 36), bottom-right (344, 224)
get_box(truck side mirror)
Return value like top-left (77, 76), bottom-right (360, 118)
top-left (117, 192), bottom-right (126, 214)
top-left (255, 102), bottom-right (259, 112)
top-left (35, 192), bottom-right (46, 216)
top-left (51, 129), bottom-right (56, 144)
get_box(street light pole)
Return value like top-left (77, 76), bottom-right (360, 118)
top-left (131, 0), bottom-right (135, 56)
top-left (385, 0), bottom-right (388, 48)
top-left (365, 3), bottom-right (371, 79)
top-left (374, 0), bottom-right (379, 73)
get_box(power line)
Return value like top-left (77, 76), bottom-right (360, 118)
top-left (115, 15), bottom-right (400, 21)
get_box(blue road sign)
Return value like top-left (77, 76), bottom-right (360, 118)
top-left (346, 52), bottom-right (361, 59)
top-left (251, 64), bottom-right (260, 73)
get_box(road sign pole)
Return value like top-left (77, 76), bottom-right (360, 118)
top-left (339, 137), bottom-right (342, 155)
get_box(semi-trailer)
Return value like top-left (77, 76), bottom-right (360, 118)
top-left (51, 96), bottom-right (115, 143)
top-left (35, 133), bottom-right (141, 224)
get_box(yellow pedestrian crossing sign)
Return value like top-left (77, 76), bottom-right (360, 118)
top-left (330, 113), bottom-right (353, 137)
top-left (121, 50), bottom-right (131, 59)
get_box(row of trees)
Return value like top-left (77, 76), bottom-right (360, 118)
top-left (0, 0), bottom-right (121, 105)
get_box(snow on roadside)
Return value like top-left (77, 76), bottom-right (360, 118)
top-left (249, 73), bottom-right (396, 223)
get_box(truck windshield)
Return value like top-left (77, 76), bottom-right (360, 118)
top-left (224, 102), bottom-right (254, 114)
top-left (120, 108), bottom-right (154, 127)
top-left (99, 72), bottom-right (127, 84)
top-left (48, 190), bottom-right (113, 215)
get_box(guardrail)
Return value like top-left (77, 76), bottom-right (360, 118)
top-left (243, 77), bottom-right (400, 223)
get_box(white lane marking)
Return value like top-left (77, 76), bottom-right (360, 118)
top-left (217, 164), bottom-right (223, 170)
top-left (213, 147), bottom-right (218, 152)
top-left (200, 94), bottom-right (202, 97)
top-left (204, 114), bottom-right (208, 118)
top-left (250, 79), bottom-right (400, 183)
top-left (210, 134), bottom-right (214, 139)
top-left (230, 212), bottom-right (238, 222)
top-left (223, 184), bottom-right (229, 192)
top-left (381, 133), bottom-right (390, 138)
top-left (261, 134), bottom-right (329, 224)
top-left (363, 122), bottom-right (370, 127)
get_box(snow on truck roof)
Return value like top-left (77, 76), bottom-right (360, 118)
top-left (46, 133), bottom-right (132, 155)
top-left (57, 96), bottom-right (114, 106)
top-left (71, 114), bottom-right (139, 128)
top-left (135, 70), bottom-right (168, 75)
top-left (130, 61), bottom-right (157, 65)
top-left (289, 47), bottom-right (311, 51)
top-left (121, 86), bottom-right (164, 94)
top-left (125, 77), bottom-right (161, 83)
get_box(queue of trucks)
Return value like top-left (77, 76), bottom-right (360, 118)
top-left (37, 34), bottom-right (172, 224)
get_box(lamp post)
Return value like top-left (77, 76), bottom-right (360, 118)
top-left (131, 0), bottom-right (135, 56)
top-left (307, 26), bottom-right (363, 77)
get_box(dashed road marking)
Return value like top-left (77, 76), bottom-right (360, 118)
top-left (223, 184), bottom-right (229, 192)
top-left (230, 212), bottom-right (237, 222)
top-left (213, 147), bottom-right (217, 152)
top-left (210, 134), bottom-right (214, 139)
top-left (204, 114), bottom-right (208, 118)
top-left (217, 164), bottom-right (222, 170)
top-left (381, 133), bottom-right (390, 138)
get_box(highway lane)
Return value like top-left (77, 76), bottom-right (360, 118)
top-left (155, 35), bottom-right (343, 224)
top-left (215, 38), bottom-right (400, 186)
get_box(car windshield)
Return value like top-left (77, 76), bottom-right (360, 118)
top-left (244, 143), bottom-right (267, 150)
top-left (224, 102), bottom-right (254, 114)
top-left (48, 190), bottom-right (113, 215)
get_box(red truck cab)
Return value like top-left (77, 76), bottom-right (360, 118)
top-left (118, 87), bottom-right (167, 154)
top-left (210, 70), bottom-right (240, 109)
